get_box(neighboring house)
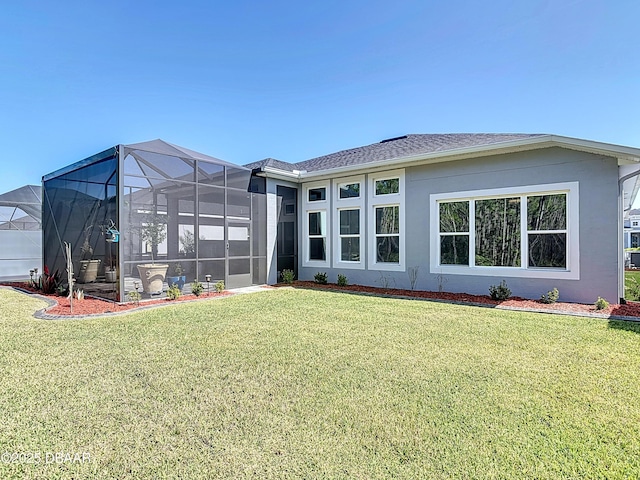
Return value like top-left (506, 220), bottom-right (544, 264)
top-left (42, 134), bottom-right (640, 304)
top-left (623, 208), bottom-right (640, 249)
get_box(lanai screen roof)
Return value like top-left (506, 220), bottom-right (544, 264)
top-left (44, 139), bottom-right (248, 186)
top-left (0, 185), bottom-right (42, 226)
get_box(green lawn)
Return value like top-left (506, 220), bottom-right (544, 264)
top-left (625, 269), bottom-right (640, 300)
top-left (1, 287), bottom-right (639, 479)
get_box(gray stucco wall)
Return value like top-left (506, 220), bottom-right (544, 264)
top-left (294, 147), bottom-right (620, 304)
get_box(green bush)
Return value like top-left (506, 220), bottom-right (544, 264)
top-left (167, 284), bottom-right (181, 300)
top-left (595, 296), bottom-right (610, 310)
top-left (127, 291), bottom-right (141, 302)
top-left (214, 280), bottom-right (225, 293)
top-left (540, 287), bottom-right (560, 304)
top-left (489, 280), bottom-right (511, 301)
top-left (314, 272), bottom-right (328, 284)
top-left (281, 269), bottom-right (295, 284)
top-left (337, 273), bottom-right (348, 287)
top-left (191, 281), bottom-right (204, 297)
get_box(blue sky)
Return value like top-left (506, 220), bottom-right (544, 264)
top-left (1, 0), bottom-right (639, 196)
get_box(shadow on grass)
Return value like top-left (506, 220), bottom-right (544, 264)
top-left (608, 319), bottom-right (640, 334)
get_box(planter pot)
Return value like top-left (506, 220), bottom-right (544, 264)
top-left (136, 264), bottom-right (169, 294)
top-left (105, 269), bottom-right (117, 283)
top-left (167, 275), bottom-right (186, 291)
top-left (78, 259), bottom-right (101, 283)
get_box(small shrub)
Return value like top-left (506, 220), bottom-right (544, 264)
top-left (73, 289), bottom-right (84, 301)
top-left (540, 287), bottom-right (560, 304)
top-left (489, 280), bottom-right (511, 300)
top-left (337, 273), bottom-right (348, 287)
top-left (314, 272), bottom-right (328, 284)
top-left (128, 291), bottom-right (141, 302)
top-left (214, 280), bottom-right (225, 293)
top-left (191, 281), bottom-right (204, 297)
top-left (281, 269), bottom-right (295, 284)
top-left (38, 265), bottom-right (61, 294)
top-left (595, 296), bottom-right (610, 310)
top-left (167, 284), bottom-right (181, 300)
top-left (377, 272), bottom-right (395, 289)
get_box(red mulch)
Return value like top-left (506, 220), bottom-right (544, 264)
top-left (284, 281), bottom-right (640, 319)
top-left (3, 280), bottom-right (640, 319)
top-left (1, 282), bottom-right (232, 316)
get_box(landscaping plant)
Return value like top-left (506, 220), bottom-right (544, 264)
top-left (595, 296), bottom-right (609, 310)
top-left (314, 272), bottom-right (328, 284)
top-left (540, 287), bottom-right (560, 304)
top-left (281, 269), bottom-right (295, 284)
top-left (191, 280), bottom-right (204, 296)
top-left (489, 280), bottom-right (511, 300)
top-left (167, 284), bottom-right (181, 300)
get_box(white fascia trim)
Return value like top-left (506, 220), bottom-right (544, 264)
top-left (368, 169), bottom-right (406, 272)
top-left (430, 182), bottom-right (580, 280)
top-left (260, 166), bottom-right (301, 181)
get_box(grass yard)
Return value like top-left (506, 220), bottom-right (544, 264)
top-left (1, 287), bottom-right (639, 479)
top-left (625, 269), bottom-right (640, 300)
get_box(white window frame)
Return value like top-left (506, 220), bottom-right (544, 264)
top-left (302, 181), bottom-right (330, 267)
top-left (368, 169), bottom-right (405, 271)
top-left (333, 175), bottom-right (365, 269)
top-left (430, 182), bottom-right (579, 280)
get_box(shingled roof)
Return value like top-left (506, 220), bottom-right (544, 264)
top-left (245, 133), bottom-right (546, 173)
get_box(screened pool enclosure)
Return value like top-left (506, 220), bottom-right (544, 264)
top-left (43, 140), bottom-right (266, 301)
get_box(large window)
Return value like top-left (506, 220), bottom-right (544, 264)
top-left (308, 211), bottom-right (327, 261)
top-left (303, 182), bottom-right (330, 266)
top-left (431, 183), bottom-right (579, 279)
top-left (339, 209), bottom-right (360, 262)
top-left (375, 206), bottom-right (399, 263)
top-left (333, 175), bottom-right (364, 268)
top-left (369, 170), bottom-right (405, 271)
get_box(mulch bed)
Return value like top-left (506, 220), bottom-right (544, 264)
top-left (1, 282), bottom-right (232, 317)
top-left (284, 281), bottom-right (640, 319)
top-left (3, 280), bottom-right (640, 319)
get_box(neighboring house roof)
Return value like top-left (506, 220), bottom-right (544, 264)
top-left (247, 133), bottom-right (640, 178)
top-left (0, 184), bottom-right (42, 224)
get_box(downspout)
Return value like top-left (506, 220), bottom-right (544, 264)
top-left (618, 167), bottom-right (640, 303)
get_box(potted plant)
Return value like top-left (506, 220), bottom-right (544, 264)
top-left (105, 258), bottom-right (117, 283)
top-left (136, 213), bottom-right (169, 294)
top-left (77, 225), bottom-right (100, 283)
top-left (167, 263), bottom-right (186, 291)
top-left (103, 219), bottom-right (119, 283)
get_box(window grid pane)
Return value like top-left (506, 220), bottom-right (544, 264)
top-left (376, 206), bottom-right (399, 234)
top-left (308, 188), bottom-right (326, 202)
top-left (475, 197), bottom-right (521, 267)
top-left (375, 178), bottom-right (399, 195)
top-left (339, 183), bottom-right (360, 199)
